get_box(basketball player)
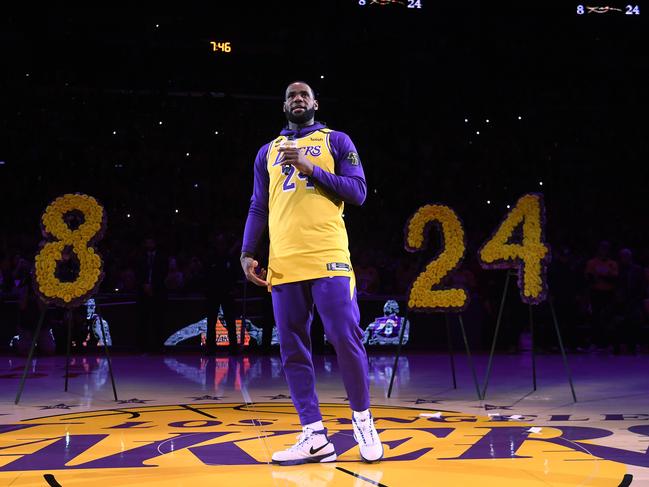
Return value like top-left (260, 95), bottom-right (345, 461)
top-left (240, 81), bottom-right (383, 465)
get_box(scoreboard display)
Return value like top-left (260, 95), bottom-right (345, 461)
top-left (358, 0), bottom-right (423, 8)
top-left (576, 4), bottom-right (640, 15)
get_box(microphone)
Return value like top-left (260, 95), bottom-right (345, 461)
top-left (282, 134), bottom-right (297, 175)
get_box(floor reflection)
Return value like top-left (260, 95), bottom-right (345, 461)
top-left (271, 465), bottom-right (336, 487)
top-left (164, 356), bottom-right (252, 391)
top-left (162, 354), bottom-right (411, 393)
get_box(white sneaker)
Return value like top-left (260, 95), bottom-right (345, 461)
top-left (352, 411), bottom-right (383, 463)
top-left (271, 427), bottom-right (337, 466)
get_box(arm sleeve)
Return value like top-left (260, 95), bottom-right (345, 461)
top-left (310, 131), bottom-right (367, 206)
top-left (241, 144), bottom-right (270, 255)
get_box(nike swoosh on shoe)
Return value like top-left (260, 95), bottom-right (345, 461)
top-left (309, 442), bottom-right (331, 455)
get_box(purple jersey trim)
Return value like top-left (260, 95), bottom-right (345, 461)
top-left (279, 121), bottom-right (328, 138)
top-left (241, 143), bottom-right (270, 255)
top-left (311, 130), bottom-right (366, 206)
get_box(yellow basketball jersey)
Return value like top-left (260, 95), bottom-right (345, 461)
top-left (265, 129), bottom-right (353, 286)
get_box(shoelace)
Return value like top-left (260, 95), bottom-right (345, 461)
top-left (355, 417), bottom-right (377, 445)
top-left (289, 429), bottom-right (314, 451)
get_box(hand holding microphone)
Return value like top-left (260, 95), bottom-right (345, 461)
top-left (278, 135), bottom-right (315, 176)
top-left (280, 135), bottom-right (297, 175)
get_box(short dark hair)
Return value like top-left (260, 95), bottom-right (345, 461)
top-left (285, 80), bottom-right (315, 99)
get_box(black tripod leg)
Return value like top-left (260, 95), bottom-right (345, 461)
top-left (458, 314), bottom-right (482, 400)
top-left (445, 314), bottom-right (457, 389)
top-left (481, 271), bottom-right (511, 400)
top-left (530, 305), bottom-right (537, 391)
top-left (64, 310), bottom-right (72, 392)
top-left (387, 309), bottom-right (409, 398)
top-left (15, 308), bottom-right (47, 405)
top-left (95, 302), bottom-right (118, 401)
top-left (549, 298), bottom-right (577, 402)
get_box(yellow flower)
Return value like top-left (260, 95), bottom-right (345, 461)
top-left (405, 204), bottom-right (468, 311)
top-left (34, 193), bottom-right (106, 306)
top-left (478, 193), bottom-right (549, 304)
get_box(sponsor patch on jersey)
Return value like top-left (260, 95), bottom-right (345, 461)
top-left (346, 152), bottom-right (360, 165)
top-left (326, 262), bottom-right (351, 272)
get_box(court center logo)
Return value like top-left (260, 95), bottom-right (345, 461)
top-left (0, 402), bottom-right (631, 486)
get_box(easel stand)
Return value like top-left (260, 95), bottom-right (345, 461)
top-left (94, 301), bottom-right (119, 401)
top-left (14, 308), bottom-right (47, 405)
top-left (387, 306), bottom-right (482, 401)
top-left (481, 271), bottom-right (577, 402)
top-left (15, 300), bottom-right (119, 405)
top-left (445, 314), bottom-right (457, 389)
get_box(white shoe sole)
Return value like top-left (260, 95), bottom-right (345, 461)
top-left (272, 452), bottom-right (337, 466)
top-left (360, 445), bottom-right (384, 463)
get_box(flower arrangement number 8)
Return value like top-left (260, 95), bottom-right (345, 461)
top-left (34, 193), bottom-right (106, 308)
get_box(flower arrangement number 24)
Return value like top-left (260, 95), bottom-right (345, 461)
top-left (404, 193), bottom-right (550, 312)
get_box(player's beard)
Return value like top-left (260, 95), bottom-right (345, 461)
top-left (284, 106), bottom-right (315, 125)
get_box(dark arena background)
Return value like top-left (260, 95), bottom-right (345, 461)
top-left (0, 3), bottom-right (648, 486)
